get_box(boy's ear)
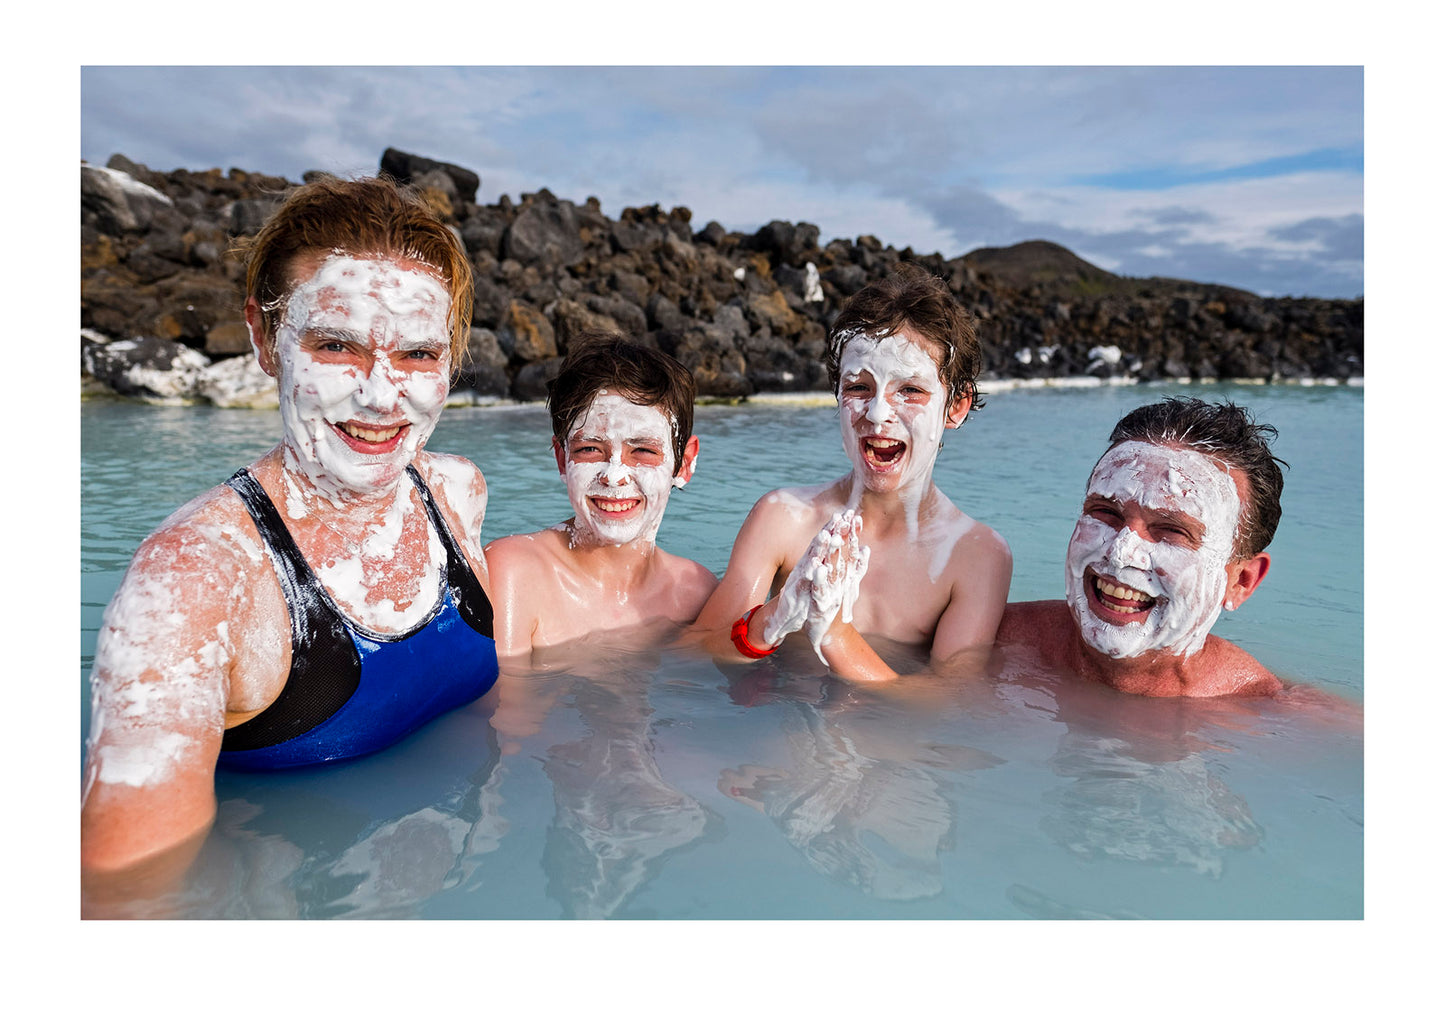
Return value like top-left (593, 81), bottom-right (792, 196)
top-left (944, 393), bottom-right (972, 430)
top-left (552, 436), bottom-right (567, 475)
top-left (676, 435), bottom-right (701, 486)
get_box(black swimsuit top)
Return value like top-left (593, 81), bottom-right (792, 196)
top-left (217, 465), bottom-right (498, 771)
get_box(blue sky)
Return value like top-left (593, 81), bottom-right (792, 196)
top-left (80, 66), bottom-right (1362, 299)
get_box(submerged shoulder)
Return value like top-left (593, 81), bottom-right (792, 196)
top-left (997, 600), bottom-right (1072, 645)
top-left (1200, 635), bottom-right (1284, 697)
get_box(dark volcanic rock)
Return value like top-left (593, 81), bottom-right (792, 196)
top-left (503, 192), bottom-right (585, 267)
top-left (455, 327), bottom-right (510, 397)
top-left (80, 151), bottom-right (1364, 407)
top-left (497, 301), bottom-right (557, 363)
top-left (82, 163), bottom-right (174, 234)
top-left (512, 356), bottom-right (564, 401)
top-left (379, 147), bottom-right (480, 204)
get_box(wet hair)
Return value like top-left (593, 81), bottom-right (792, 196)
top-left (546, 332), bottom-right (698, 472)
top-left (825, 264), bottom-right (985, 412)
top-left (238, 175), bottom-right (473, 366)
top-left (1105, 396), bottom-right (1288, 559)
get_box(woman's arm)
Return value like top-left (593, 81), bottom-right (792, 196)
top-left (81, 525), bottom-right (243, 874)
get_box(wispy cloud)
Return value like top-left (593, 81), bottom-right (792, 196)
top-left (80, 65), bottom-right (1363, 297)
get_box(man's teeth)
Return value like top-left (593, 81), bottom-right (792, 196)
top-left (340, 423), bottom-right (403, 443)
top-left (593, 497), bottom-right (640, 513)
top-left (1095, 578), bottom-right (1155, 609)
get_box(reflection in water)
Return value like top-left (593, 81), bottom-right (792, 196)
top-left (317, 759), bottom-right (510, 917)
top-left (85, 711), bottom-right (509, 919)
top-left (1041, 735), bottom-right (1262, 878)
top-left (721, 686), bottom-right (997, 902)
top-left (538, 666), bottom-right (717, 919)
top-left (995, 646), bottom-right (1268, 881)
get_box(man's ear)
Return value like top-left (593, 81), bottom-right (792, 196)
top-left (675, 435), bottom-right (701, 486)
top-left (245, 298), bottom-right (277, 377)
top-left (1223, 552), bottom-right (1271, 611)
top-left (552, 437), bottom-right (568, 475)
top-left (944, 393), bottom-right (972, 430)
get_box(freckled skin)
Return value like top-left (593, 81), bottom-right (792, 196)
top-left (694, 327), bottom-right (1013, 682)
top-left (82, 253), bottom-right (492, 884)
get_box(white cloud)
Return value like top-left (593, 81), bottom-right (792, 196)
top-left (78, 65), bottom-right (1364, 296)
top-left (990, 171), bottom-right (1362, 252)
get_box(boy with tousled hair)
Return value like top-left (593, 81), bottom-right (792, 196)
top-left (696, 266), bottom-right (1012, 681)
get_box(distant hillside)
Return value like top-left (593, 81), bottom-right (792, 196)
top-left (964, 239), bottom-right (1261, 304)
top-left (964, 240), bottom-right (1122, 295)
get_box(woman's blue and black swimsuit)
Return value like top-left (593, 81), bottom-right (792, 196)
top-left (217, 466), bottom-right (498, 771)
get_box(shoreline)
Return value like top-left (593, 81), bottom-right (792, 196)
top-left (81, 373), bottom-right (1366, 412)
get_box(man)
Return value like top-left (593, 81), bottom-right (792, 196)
top-left (82, 177), bottom-right (497, 877)
top-left (997, 396), bottom-right (1284, 697)
top-left (483, 335), bottom-right (717, 661)
top-left (695, 266), bottom-right (1012, 681)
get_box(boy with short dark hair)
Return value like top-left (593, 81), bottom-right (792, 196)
top-left (484, 334), bottom-right (717, 661)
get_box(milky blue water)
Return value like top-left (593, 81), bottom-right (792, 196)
top-left (80, 382), bottom-right (1362, 918)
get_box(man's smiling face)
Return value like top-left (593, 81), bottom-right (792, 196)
top-left (1064, 441), bottom-right (1244, 659)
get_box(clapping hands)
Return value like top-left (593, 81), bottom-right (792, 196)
top-left (762, 510), bottom-right (871, 661)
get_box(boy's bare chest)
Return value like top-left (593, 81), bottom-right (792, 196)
top-left (851, 543), bottom-right (956, 641)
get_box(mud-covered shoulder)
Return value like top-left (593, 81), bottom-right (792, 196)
top-left (750, 480), bottom-right (845, 530)
top-left (416, 451), bottom-right (488, 553)
top-left (139, 483), bottom-right (268, 577)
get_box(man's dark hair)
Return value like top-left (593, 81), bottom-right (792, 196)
top-left (825, 263), bottom-right (985, 411)
top-left (547, 332), bottom-right (697, 472)
top-left (1106, 396), bottom-right (1288, 558)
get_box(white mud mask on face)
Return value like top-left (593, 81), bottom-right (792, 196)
top-left (273, 254), bottom-right (452, 502)
top-left (563, 393), bottom-right (680, 548)
top-left (836, 329), bottom-right (949, 497)
top-left (1064, 441), bottom-right (1242, 659)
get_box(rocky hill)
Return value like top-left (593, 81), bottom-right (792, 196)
top-left (81, 148), bottom-right (1364, 406)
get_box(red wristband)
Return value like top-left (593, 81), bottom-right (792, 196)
top-left (730, 604), bottom-right (778, 659)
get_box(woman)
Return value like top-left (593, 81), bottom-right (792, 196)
top-left (81, 177), bottom-right (497, 876)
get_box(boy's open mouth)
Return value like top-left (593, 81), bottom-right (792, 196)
top-left (861, 436), bottom-right (906, 471)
